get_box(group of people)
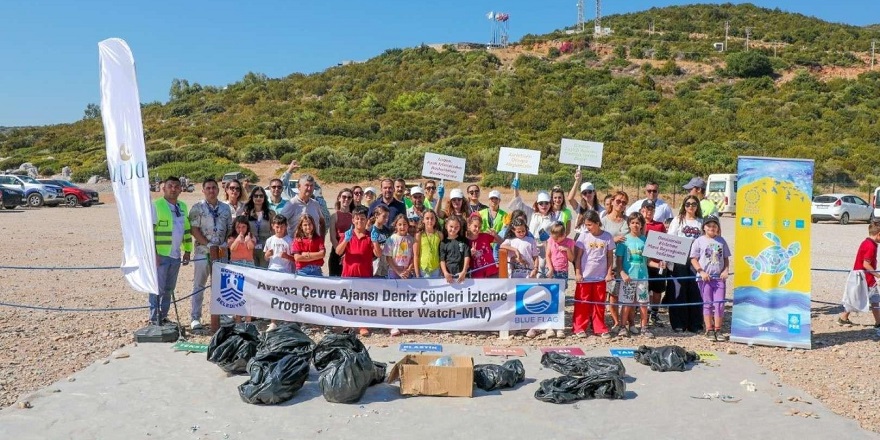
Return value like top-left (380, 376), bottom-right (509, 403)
top-left (149, 167), bottom-right (734, 342)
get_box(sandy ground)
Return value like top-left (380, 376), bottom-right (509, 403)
top-left (1, 171), bottom-right (879, 434)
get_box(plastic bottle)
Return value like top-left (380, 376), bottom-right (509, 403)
top-left (433, 356), bottom-right (454, 366)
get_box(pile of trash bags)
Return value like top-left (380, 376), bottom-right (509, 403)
top-left (312, 332), bottom-right (386, 403)
top-left (473, 359), bottom-right (526, 391)
top-left (206, 324), bottom-right (385, 405)
top-left (534, 352), bottom-right (627, 404)
top-left (634, 345), bottom-right (700, 372)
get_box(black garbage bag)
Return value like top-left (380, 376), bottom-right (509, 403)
top-left (634, 345), bottom-right (700, 372)
top-left (238, 354), bottom-right (311, 405)
top-left (312, 332), bottom-right (367, 371)
top-left (206, 323), bottom-right (260, 374)
top-left (370, 361), bottom-right (387, 386)
top-left (540, 352), bottom-right (626, 377)
top-left (318, 350), bottom-right (380, 403)
top-left (473, 360), bottom-right (526, 391)
top-left (254, 323), bottom-right (315, 363)
top-left (534, 372), bottom-right (626, 404)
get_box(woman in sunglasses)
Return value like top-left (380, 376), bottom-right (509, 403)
top-left (509, 185), bottom-right (561, 278)
top-left (601, 191), bottom-right (630, 335)
top-left (244, 186), bottom-right (275, 268)
top-left (665, 195), bottom-right (705, 334)
top-left (568, 168), bottom-right (603, 215)
top-left (224, 179), bottom-right (246, 215)
top-left (328, 188), bottom-right (356, 276)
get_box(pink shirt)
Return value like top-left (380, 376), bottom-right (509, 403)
top-left (575, 231), bottom-right (614, 280)
top-left (547, 237), bottom-right (575, 272)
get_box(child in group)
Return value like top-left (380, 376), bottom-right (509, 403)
top-left (690, 215), bottom-right (732, 341)
top-left (439, 216), bottom-right (471, 284)
top-left (545, 221), bottom-right (574, 338)
top-left (500, 218), bottom-right (542, 338)
top-left (384, 214), bottom-right (415, 337)
top-left (839, 221), bottom-right (880, 334)
top-left (264, 215), bottom-right (295, 331)
top-left (466, 215), bottom-right (499, 278)
top-left (641, 200), bottom-right (667, 326)
top-left (616, 212), bottom-right (652, 338)
top-left (227, 215), bottom-right (256, 265)
top-left (370, 205), bottom-right (391, 278)
top-left (413, 209), bottom-right (442, 278)
top-left (292, 214), bottom-right (325, 277)
top-left (336, 206), bottom-right (374, 337)
top-left (573, 210), bottom-right (614, 339)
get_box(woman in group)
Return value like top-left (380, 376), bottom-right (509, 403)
top-left (568, 168), bottom-right (603, 215)
top-left (438, 188), bottom-right (471, 222)
top-left (224, 179), bottom-right (246, 215)
top-left (351, 185), bottom-right (365, 208)
top-left (509, 186), bottom-right (561, 278)
top-left (601, 191), bottom-right (630, 335)
top-left (328, 188), bottom-right (355, 277)
top-left (243, 186), bottom-right (274, 268)
top-left (666, 195), bottom-right (705, 333)
top-left (551, 187), bottom-right (572, 234)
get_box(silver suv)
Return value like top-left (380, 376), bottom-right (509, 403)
top-left (0, 174), bottom-right (63, 207)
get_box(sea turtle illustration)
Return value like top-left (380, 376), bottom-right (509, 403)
top-left (744, 232), bottom-right (801, 286)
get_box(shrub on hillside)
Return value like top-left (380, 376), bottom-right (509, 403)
top-left (725, 51), bottom-right (774, 78)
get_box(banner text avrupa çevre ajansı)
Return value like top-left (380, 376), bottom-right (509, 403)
top-left (211, 263), bottom-right (565, 331)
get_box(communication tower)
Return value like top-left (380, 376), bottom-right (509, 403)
top-left (577, 0), bottom-right (585, 33)
top-left (594, 0), bottom-right (602, 36)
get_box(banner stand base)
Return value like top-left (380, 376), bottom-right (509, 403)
top-left (134, 324), bottom-right (182, 343)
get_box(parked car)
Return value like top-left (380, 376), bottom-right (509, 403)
top-left (38, 179), bottom-right (99, 207)
top-left (0, 174), bottom-right (63, 207)
top-left (221, 172), bottom-right (246, 188)
top-left (811, 193), bottom-right (872, 225)
top-left (707, 173), bottom-right (737, 216)
top-left (870, 186), bottom-right (880, 220)
top-left (1, 186), bottom-right (25, 209)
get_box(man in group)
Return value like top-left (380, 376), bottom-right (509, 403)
top-left (188, 178), bottom-right (234, 332)
top-left (466, 184), bottom-right (488, 213)
top-left (267, 159), bottom-right (300, 213)
top-left (683, 177), bottom-right (718, 217)
top-left (406, 185), bottom-right (428, 221)
top-left (394, 179), bottom-right (407, 202)
top-left (280, 173), bottom-right (327, 237)
top-left (151, 176), bottom-right (191, 326)
top-left (626, 181), bottom-right (674, 222)
top-left (369, 178), bottom-right (406, 228)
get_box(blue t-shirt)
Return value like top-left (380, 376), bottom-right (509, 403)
top-left (616, 234), bottom-right (648, 281)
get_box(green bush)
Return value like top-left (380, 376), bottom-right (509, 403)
top-left (725, 51), bottom-right (774, 78)
top-left (151, 159), bottom-right (255, 183)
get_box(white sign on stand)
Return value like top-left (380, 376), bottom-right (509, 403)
top-left (497, 147), bottom-right (541, 175)
top-left (422, 153), bottom-right (466, 182)
top-left (559, 138), bottom-right (604, 168)
top-left (643, 231), bottom-right (695, 265)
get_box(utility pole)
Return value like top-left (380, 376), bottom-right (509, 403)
top-left (745, 27), bottom-right (751, 52)
top-left (595, 0), bottom-right (601, 37)
top-left (649, 19), bottom-right (654, 33)
top-left (774, 41), bottom-right (777, 57)
top-left (724, 21), bottom-right (729, 52)
top-left (577, 0), bottom-right (585, 33)
top-left (873, 40), bottom-right (876, 70)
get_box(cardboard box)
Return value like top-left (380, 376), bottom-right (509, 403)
top-left (387, 354), bottom-right (474, 397)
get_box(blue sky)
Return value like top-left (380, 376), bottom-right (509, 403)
top-left (0, 1), bottom-right (873, 127)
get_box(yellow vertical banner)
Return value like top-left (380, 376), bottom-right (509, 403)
top-left (731, 157), bottom-right (813, 349)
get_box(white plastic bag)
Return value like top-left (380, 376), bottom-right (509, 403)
top-left (842, 270), bottom-right (869, 313)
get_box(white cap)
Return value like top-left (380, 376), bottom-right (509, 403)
top-left (364, 187), bottom-right (376, 195)
top-left (410, 186), bottom-right (424, 196)
top-left (536, 192), bottom-right (551, 203)
top-left (449, 188), bottom-right (464, 199)
top-left (488, 190), bottom-right (501, 200)
top-left (580, 182), bottom-right (595, 192)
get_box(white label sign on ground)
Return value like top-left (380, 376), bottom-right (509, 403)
top-left (643, 231), bottom-right (694, 265)
top-left (560, 138), bottom-right (604, 168)
top-left (211, 263), bottom-right (565, 331)
top-left (497, 147), bottom-right (541, 175)
top-left (421, 152), bottom-right (466, 182)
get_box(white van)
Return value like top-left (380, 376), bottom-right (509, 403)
top-left (707, 173), bottom-right (737, 216)
top-left (871, 186), bottom-right (880, 219)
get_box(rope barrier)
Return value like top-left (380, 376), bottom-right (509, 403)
top-left (0, 257), bottom-right (209, 271)
top-left (0, 285), bottom-right (209, 312)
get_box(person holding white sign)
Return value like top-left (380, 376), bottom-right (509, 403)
top-left (626, 181), bottom-right (674, 223)
top-left (666, 195), bottom-right (705, 334)
top-left (568, 169), bottom-right (604, 215)
top-left (439, 188), bottom-right (471, 222)
top-left (422, 180), bottom-right (439, 209)
top-left (641, 200), bottom-right (668, 326)
top-left (509, 185), bottom-right (561, 278)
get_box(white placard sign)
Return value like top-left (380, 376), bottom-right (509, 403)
top-left (560, 138), bottom-right (604, 168)
top-left (211, 263), bottom-right (565, 331)
top-left (496, 147), bottom-right (541, 175)
top-left (421, 152), bottom-right (466, 182)
top-left (643, 231), bottom-right (695, 265)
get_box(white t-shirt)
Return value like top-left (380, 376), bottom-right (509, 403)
top-left (668, 216), bottom-right (704, 239)
top-left (265, 235), bottom-right (293, 272)
top-left (502, 236), bottom-right (539, 277)
top-left (625, 198), bottom-right (674, 222)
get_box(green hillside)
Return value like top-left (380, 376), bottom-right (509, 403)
top-left (2, 3), bottom-right (880, 192)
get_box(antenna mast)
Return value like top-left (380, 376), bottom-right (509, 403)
top-left (577, 0), bottom-right (585, 33)
top-left (724, 21), bottom-right (729, 52)
top-left (594, 0), bottom-right (602, 36)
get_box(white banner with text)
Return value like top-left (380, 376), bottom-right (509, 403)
top-left (211, 263), bottom-right (564, 330)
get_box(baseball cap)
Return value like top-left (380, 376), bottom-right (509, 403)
top-left (682, 177), bottom-right (706, 190)
top-left (641, 199), bottom-right (656, 209)
top-left (364, 187), bottom-right (376, 195)
top-left (703, 215), bottom-right (720, 226)
top-left (410, 186), bottom-right (424, 196)
top-left (580, 182), bottom-right (595, 192)
top-left (536, 192), bottom-right (551, 203)
top-left (449, 188), bottom-right (464, 199)
top-left (488, 190), bottom-right (501, 200)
